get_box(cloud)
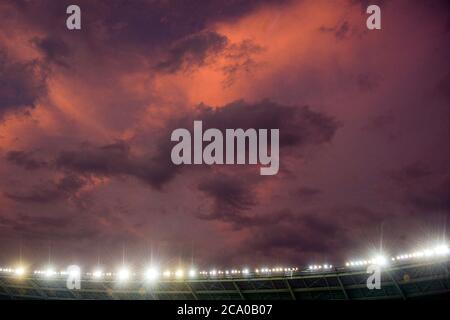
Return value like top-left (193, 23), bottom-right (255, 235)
top-left (155, 31), bottom-right (228, 73)
top-left (26, 99), bottom-right (337, 193)
top-left (222, 39), bottom-right (264, 86)
top-left (239, 205), bottom-right (385, 262)
top-left (55, 140), bottom-right (177, 190)
top-left (319, 21), bottom-right (350, 40)
top-left (32, 36), bottom-right (71, 67)
top-left (177, 99), bottom-right (338, 227)
top-left (5, 174), bottom-right (87, 204)
top-left (389, 163), bottom-right (450, 214)
top-left (191, 99), bottom-right (338, 149)
top-left (408, 176), bottom-right (450, 212)
top-left (0, 49), bottom-right (46, 117)
top-left (0, 0), bottom-right (449, 266)
top-left (6, 150), bottom-right (48, 170)
top-left (5, 0), bottom-right (288, 55)
top-left (197, 173), bottom-right (257, 226)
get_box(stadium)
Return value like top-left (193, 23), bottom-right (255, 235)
top-left (1, 244), bottom-right (449, 300)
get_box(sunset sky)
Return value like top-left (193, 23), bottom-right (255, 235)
top-left (0, 0), bottom-right (449, 270)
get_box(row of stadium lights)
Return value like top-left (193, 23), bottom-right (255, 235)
top-left (308, 264), bottom-right (333, 270)
top-left (198, 267), bottom-right (299, 276)
top-left (391, 245), bottom-right (450, 262)
top-left (0, 266), bottom-right (299, 281)
top-left (345, 255), bottom-right (388, 267)
top-left (1, 244), bottom-right (448, 281)
top-left (345, 245), bottom-right (449, 268)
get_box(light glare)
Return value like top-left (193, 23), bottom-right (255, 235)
top-left (117, 268), bottom-right (130, 281)
top-left (93, 270), bottom-right (103, 279)
top-left (15, 267), bottom-right (25, 276)
top-left (145, 268), bottom-right (159, 281)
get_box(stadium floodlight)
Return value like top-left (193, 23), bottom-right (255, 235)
top-left (93, 270), bottom-right (103, 279)
top-left (424, 249), bottom-right (433, 257)
top-left (211, 270), bottom-right (219, 276)
top-left (163, 270), bottom-right (171, 277)
top-left (44, 267), bottom-right (56, 278)
top-left (117, 268), bottom-right (130, 281)
top-left (374, 255), bottom-right (388, 266)
top-left (242, 268), bottom-right (249, 275)
top-left (15, 267), bottom-right (25, 277)
top-left (145, 268), bottom-right (159, 281)
top-left (434, 245), bottom-right (449, 256)
top-left (188, 269), bottom-right (196, 278)
top-left (175, 269), bottom-right (184, 278)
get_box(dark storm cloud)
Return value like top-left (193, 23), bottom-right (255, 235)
top-left (6, 150), bottom-right (48, 170)
top-left (5, 174), bottom-right (87, 204)
top-left (32, 36), bottom-right (71, 67)
top-left (1, 0), bottom-right (448, 267)
top-left (249, 223), bottom-right (337, 254)
top-left (155, 31), bottom-right (228, 73)
top-left (245, 211), bottom-right (346, 255)
top-left (46, 98), bottom-right (337, 228)
top-left (389, 163), bottom-right (450, 214)
top-left (408, 176), bottom-right (450, 213)
top-left (197, 173), bottom-right (257, 226)
top-left (56, 141), bottom-right (177, 190)
top-left (6, 0), bottom-right (289, 53)
top-left (0, 50), bottom-right (46, 116)
top-left (0, 214), bottom-right (70, 234)
top-left (181, 100), bottom-right (338, 227)
top-left (90, 0), bottom-right (289, 50)
top-left (244, 206), bottom-right (384, 257)
top-left (51, 99), bottom-right (337, 192)
top-left (154, 31), bottom-right (263, 83)
top-left (0, 211), bottom-right (106, 244)
top-left (196, 187), bottom-right (295, 230)
top-left (192, 100), bottom-right (339, 149)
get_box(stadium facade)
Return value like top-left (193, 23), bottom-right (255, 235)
top-left (0, 258), bottom-right (449, 300)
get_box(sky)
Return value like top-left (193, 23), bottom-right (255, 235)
top-left (0, 0), bottom-right (449, 271)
